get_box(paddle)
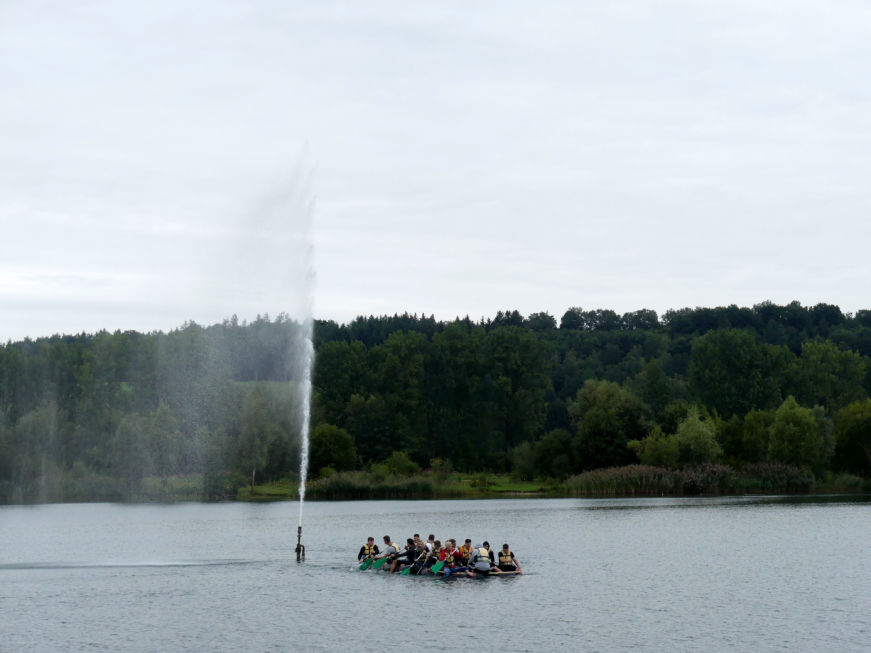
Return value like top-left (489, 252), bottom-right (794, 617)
top-left (372, 556), bottom-right (390, 570)
top-left (358, 559), bottom-right (373, 570)
top-left (399, 565), bottom-right (412, 576)
top-left (430, 560), bottom-right (445, 574)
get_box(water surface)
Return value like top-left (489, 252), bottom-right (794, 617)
top-left (2, 496), bottom-right (869, 651)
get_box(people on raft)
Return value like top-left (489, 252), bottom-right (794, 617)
top-left (357, 537), bottom-right (379, 562)
top-left (364, 534), bottom-right (522, 576)
top-left (497, 543), bottom-right (522, 574)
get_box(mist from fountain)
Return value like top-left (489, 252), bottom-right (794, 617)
top-left (297, 319), bottom-right (314, 529)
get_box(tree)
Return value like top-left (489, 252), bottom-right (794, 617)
top-left (533, 428), bottom-right (574, 478)
top-left (621, 309), bottom-right (659, 331)
top-left (343, 393), bottom-right (394, 464)
top-left (560, 307), bottom-right (586, 330)
top-left (484, 326), bottom-right (551, 457)
top-left (113, 413), bottom-right (150, 498)
top-left (688, 329), bottom-right (789, 417)
top-left (309, 423), bottom-right (357, 476)
top-left (629, 407), bottom-right (720, 468)
top-left (768, 396), bottom-right (822, 469)
top-left (235, 384), bottom-right (290, 489)
top-left (674, 407), bottom-right (721, 465)
top-left (383, 450), bottom-right (420, 476)
top-left (789, 340), bottom-right (868, 411)
top-left (146, 403), bottom-right (182, 486)
top-left (632, 360), bottom-right (673, 419)
top-left (833, 399), bottom-right (871, 474)
top-left (569, 379), bottom-right (651, 470)
top-left (313, 340), bottom-right (369, 425)
top-left (509, 442), bottom-right (535, 481)
top-left (742, 409), bottom-right (775, 463)
top-left (628, 427), bottom-right (679, 468)
top-left (526, 312), bottom-right (557, 332)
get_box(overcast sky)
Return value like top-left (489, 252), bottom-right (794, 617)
top-left (2, 1), bottom-right (870, 341)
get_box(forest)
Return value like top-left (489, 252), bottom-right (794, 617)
top-left (2, 300), bottom-right (871, 502)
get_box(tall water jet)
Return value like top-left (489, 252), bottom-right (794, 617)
top-left (296, 314), bottom-right (314, 561)
top-left (282, 162), bottom-right (315, 561)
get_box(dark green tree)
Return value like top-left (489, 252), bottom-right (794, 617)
top-left (309, 423), bottom-right (357, 476)
top-left (688, 329), bottom-right (790, 417)
top-left (833, 399), bottom-right (871, 474)
top-left (569, 379), bottom-right (651, 470)
top-left (768, 396), bottom-right (822, 469)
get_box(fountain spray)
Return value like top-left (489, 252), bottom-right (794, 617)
top-left (296, 318), bottom-right (314, 561)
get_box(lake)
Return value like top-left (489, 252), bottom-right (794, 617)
top-left (1, 496), bottom-right (869, 652)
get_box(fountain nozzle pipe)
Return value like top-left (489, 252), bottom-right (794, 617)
top-left (295, 525), bottom-right (305, 562)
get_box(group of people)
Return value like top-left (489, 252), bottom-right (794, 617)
top-left (357, 533), bottom-right (523, 576)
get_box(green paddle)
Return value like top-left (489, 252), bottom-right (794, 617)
top-left (430, 560), bottom-right (445, 574)
top-left (359, 559), bottom-right (373, 570)
top-left (372, 557), bottom-right (389, 570)
top-left (399, 565), bottom-right (412, 575)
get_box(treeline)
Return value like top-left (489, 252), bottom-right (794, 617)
top-left (0, 315), bottom-right (311, 502)
top-left (2, 301), bottom-right (871, 502)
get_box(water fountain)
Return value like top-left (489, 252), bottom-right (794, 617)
top-left (296, 316), bottom-right (314, 561)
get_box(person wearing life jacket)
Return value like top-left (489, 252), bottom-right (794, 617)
top-left (458, 538), bottom-right (475, 565)
top-left (357, 536), bottom-right (380, 562)
top-left (409, 540), bottom-right (429, 574)
top-left (468, 543), bottom-right (501, 575)
top-left (425, 540), bottom-right (442, 570)
top-left (482, 541), bottom-right (497, 566)
top-left (440, 539), bottom-right (468, 577)
top-left (497, 543), bottom-right (522, 574)
top-left (378, 535), bottom-right (400, 559)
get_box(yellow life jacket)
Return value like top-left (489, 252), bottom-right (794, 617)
top-left (443, 548), bottom-right (455, 565)
top-left (460, 544), bottom-right (474, 560)
top-left (362, 543), bottom-right (376, 560)
top-left (499, 550), bottom-right (514, 565)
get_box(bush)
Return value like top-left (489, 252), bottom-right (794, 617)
top-left (430, 458), bottom-right (452, 482)
top-left (566, 465), bottom-right (676, 496)
top-left (675, 464), bottom-right (732, 495)
top-left (384, 451), bottom-right (420, 476)
top-left (306, 470), bottom-right (434, 499)
top-left (739, 462), bottom-right (815, 490)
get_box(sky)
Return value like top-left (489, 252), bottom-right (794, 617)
top-left (2, 1), bottom-right (870, 341)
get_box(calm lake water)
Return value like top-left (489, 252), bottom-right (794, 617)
top-left (1, 496), bottom-right (869, 652)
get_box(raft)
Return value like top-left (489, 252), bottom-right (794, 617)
top-left (359, 563), bottom-right (521, 578)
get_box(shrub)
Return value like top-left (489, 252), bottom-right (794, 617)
top-left (739, 462), bottom-right (815, 490)
top-left (384, 451), bottom-right (420, 476)
top-left (566, 465), bottom-right (676, 496)
top-left (676, 464), bottom-right (732, 495)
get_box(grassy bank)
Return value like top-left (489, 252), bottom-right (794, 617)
top-left (235, 472), bottom-right (551, 501)
top-left (243, 466), bottom-right (869, 501)
top-left (5, 467), bottom-right (865, 504)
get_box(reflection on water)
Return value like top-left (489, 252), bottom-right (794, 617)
top-left (2, 496), bottom-right (870, 652)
